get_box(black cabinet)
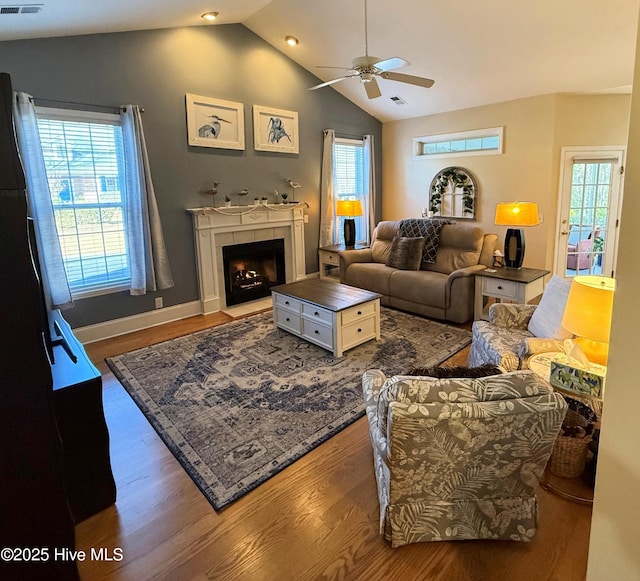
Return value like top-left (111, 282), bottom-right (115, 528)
top-left (50, 311), bottom-right (117, 523)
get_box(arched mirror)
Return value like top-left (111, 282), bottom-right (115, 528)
top-left (428, 166), bottom-right (476, 219)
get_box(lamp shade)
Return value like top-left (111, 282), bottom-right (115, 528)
top-left (494, 202), bottom-right (539, 226)
top-left (336, 200), bottom-right (363, 217)
top-left (562, 275), bottom-right (615, 343)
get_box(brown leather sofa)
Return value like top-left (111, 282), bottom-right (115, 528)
top-left (339, 220), bottom-right (497, 324)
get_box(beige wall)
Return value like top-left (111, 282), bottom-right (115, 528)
top-left (382, 93), bottom-right (630, 271)
top-left (587, 21), bottom-right (640, 581)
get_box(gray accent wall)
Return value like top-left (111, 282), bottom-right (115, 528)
top-left (0, 24), bottom-right (382, 327)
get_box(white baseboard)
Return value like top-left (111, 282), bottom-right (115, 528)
top-left (75, 275), bottom-right (321, 345)
top-left (73, 301), bottom-right (202, 344)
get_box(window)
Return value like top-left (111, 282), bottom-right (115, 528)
top-left (412, 127), bottom-right (504, 159)
top-left (333, 137), bottom-right (370, 245)
top-left (36, 107), bottom-right (130, 297)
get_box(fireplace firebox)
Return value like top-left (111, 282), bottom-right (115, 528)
top-left (222, 239), bottom-right (286, 306)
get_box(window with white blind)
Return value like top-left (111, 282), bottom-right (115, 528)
top-left (333, 137), bottom-right (369, 245)
top-left (36, 107), bottom-right (130, 297)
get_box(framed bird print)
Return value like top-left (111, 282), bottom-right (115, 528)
top-left (253, 105), bottom-right (299, 154)
top-left (185, 93), bottom-right (245, 150)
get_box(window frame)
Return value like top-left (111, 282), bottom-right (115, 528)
top-left (333, 136), bottom-right (370, 246)
top-left (35, 106), bottom-right (131, 299)
top-left (412, 126), bottom-right (504, 160)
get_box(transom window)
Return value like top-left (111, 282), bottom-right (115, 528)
top-left (413, 127), bottom-right (504, 159)
top-left (36, 108), bottom-right (130, 297)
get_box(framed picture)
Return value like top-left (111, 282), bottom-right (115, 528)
top-left (185, 93), bottom-right (245, 150)
top-left (253, 105), bottom-right (299, 154)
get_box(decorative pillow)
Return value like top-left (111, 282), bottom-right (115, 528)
top-left (527, 275), bottom-right (573, 339)
top-left (398, 218), bottom-right (447, 264)
top-left (385, 236), bottom-right (426, 270)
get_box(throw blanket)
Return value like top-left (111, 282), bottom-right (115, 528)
top-left (399, 218), bottom-right (447, 265)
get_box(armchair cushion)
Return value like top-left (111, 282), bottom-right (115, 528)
top-left (375, 370), bottom-right (553, 440)
top-left (527, 275), bottom-right (572, 339)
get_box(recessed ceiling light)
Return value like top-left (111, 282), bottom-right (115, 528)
top-left (201, 11), bottom-right (219, 22)
top-left (285, 36), bottom-right (299, 47)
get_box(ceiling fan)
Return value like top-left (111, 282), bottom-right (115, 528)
top-left (308, 0), bottom-right (434, 99)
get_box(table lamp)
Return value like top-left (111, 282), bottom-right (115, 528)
top-left (336, 200), bottom-right (363, 248)
top-left (561, 275), bottom-right (616, 366)
top-left (494, 201), bottom-right (540, 268)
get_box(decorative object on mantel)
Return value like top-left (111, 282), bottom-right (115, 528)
top-left (281, 191), bottom-right (289, 203)
top-left (200, 181), bottom-right (220, 197)
top-left (237, 188), bottom-right (249, 197)
top-left (285, 178), bottom-right (301, 202)
top-left (224, 196), bottom-right (231, 208)
top-left (187, 201), bottom-right (309, 216)
top-left (429, 166), bottom-right (476, 219)
top-left (261, 196), bottom-right (268, 205)
top-left (186, 93), bottom-right (245, 150)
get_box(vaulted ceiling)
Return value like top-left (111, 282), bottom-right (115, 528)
top-left (1, 0), bottom-right (638, 122)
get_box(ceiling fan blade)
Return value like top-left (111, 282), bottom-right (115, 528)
top-left (364, 77), bottom-right (381, 99)
top-left (374, 57), bottom-right (410, 72)
top-left (379, 71), bottom-right (435, 88)
top-left (308, 76), bottom-right (355, 91)
top-left (314, 65), bottom-right (356, 71)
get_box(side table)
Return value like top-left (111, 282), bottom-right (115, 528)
top-left (318, 243), bottom-right (368, 281)
top-left (473, 267), bottom-right (549, 321)
top-left (529, 351), bottom-right (602, 505)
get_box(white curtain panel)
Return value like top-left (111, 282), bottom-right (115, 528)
top-left (319, 128), bottom-right (336, 247)
top-left (121, 105), bottom-right (174, 295)
top-left (363, 134), bottom-right (375, 245)
top-left (12, 92), bottom-right (74, 310)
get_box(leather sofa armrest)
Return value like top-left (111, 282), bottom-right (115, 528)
top-left (447, 264), bottom-right (486, 282)
top-left (338, 248), bottom-right (373, 282)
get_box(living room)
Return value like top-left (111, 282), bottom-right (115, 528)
top-left (2, 0), bottom-right (640, 579)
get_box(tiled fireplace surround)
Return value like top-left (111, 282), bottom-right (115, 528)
top-left (188, 205), bottom-right (306, 313)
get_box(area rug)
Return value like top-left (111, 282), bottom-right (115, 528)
top-left (106, 308), bottom-right (471, 510)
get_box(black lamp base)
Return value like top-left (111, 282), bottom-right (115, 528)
top-left (343, 218), bottom-right (356, 248)
top-left (504, 228), bottom-right (525, 269)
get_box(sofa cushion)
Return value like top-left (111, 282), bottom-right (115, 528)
top-left (385, 236), bottom-right (426, 270)
top-left (399, 218), bottom-right (446, 264)
top-left (370, 221), bottom-right (398, 263)
top-left (389, 269), bottom-right (448, 309)
top-left (423, 223), bottom-right (484, 274)
top-left (345, 262), bottom-right (395, 296)
top-left (527, 275), bottom-right (573, 339)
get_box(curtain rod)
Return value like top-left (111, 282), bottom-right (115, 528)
top-left (32, 96), bottom-right (144, 113)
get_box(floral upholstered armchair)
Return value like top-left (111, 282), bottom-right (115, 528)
top-left (362, 369), bottom-right (567, 547)
top-left (467, 275), bottom-right (573, 371)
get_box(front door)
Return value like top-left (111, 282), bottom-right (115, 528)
top-left (555, 147), bottom-right (625, 279)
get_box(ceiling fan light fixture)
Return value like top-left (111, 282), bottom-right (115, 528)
top-left (201, 11), bottom-right (219, 22)
top-left (285, 35), bottom-right (299, 46)
top-left (360, 73), bottom-right (374, 83)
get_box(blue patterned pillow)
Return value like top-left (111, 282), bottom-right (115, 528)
top-left (398, 218), bottom-right (446, 264)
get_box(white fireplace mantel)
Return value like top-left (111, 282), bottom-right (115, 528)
top-left (187, 204), bottom-right (306, 314)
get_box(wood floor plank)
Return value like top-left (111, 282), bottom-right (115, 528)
top-left (76, 309), bottom-right (591, 580)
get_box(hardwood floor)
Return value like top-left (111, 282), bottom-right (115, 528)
top-left (76, 310), bottom-right (592, 580)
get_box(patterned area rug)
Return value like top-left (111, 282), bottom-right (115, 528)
top-left (106, 308), bottom-right (471, 510)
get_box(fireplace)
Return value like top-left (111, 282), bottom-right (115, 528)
top-left (222, 239), bottom-right (286, 306)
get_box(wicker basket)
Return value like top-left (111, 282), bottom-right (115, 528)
top-left (549, 407), bottom-right (593, 478)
